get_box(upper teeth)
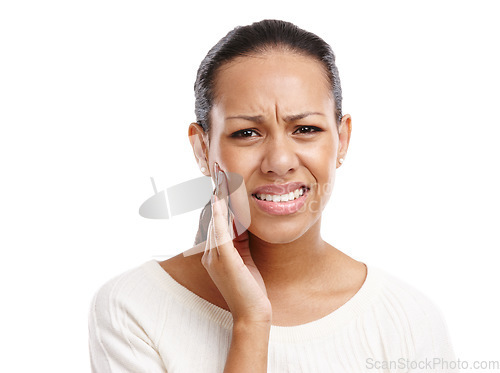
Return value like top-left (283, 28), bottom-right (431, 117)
top-left (255, 187), bottom-right (304, 202)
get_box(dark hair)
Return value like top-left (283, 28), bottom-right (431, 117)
top-left (193, 19), bottom-right (343, 246)
top-left (194, 19), bottom-right (343, 133)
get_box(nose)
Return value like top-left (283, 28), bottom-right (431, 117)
top-left (260, 133), bottom-right (299, 177)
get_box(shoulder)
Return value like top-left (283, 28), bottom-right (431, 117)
top-left (89, 260), bottom-right (172, 344)
top-left (373, 266), bottom-right (448, 324)
top-left (88, 261), bottom-right (175, 371)
top-left (91, 260), bottom-right (164, 311)
top-left (366, 265), bottom-right (457, 361)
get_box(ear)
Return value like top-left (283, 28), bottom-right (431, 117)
top-left (188, 122), bottom-right (210, 176)
top-left (337, 114), bottom-right (352, 168)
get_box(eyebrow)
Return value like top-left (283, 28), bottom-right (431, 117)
top-left (225, 111), bottom-right (325, 123)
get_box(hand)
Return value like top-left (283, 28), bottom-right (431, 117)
top-left (201, 163), bottom-right (272, 325)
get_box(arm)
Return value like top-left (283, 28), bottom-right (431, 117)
top-left (412, 305), bottom-right (458, 373)
top-left (201, 164), bottom-right (272, 372)
top-left (224, 321), bottom-right (271, 373)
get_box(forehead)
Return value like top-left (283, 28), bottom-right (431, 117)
top-left (211, 51), bottom-right (334, 117)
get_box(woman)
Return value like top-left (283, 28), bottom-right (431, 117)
top-left (89, 19), bottom-right (458, 372)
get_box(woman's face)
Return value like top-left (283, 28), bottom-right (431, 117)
top-left (193, 50), bottom-right (351, 244)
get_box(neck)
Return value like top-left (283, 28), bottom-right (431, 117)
top-left (247, 217), bottom-right (337, 290)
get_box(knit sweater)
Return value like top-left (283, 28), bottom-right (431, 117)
top-left (88, 260), bottom-right (458, 372)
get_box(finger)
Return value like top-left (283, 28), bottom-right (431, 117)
top-left (210, 194), bottom-right (234, 253)
top-left (204, 212), bottom-right (219, 256)
top-left (224, 171), bottom-right (252, 236)
top-left (228, 209), bottom-right (236, 241)
top-left (217, 165), bottom-right (238, 241)
top-left (216, 165), bottom-right (231, 228)
top-left (206, 163), bottom-right (239, 259)
top-left (202, 196), bottom-right (221, 259)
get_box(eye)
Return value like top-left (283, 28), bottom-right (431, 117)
top-left (230, 129), bottom-right (260, 138)
top-left (293, 126), bottom-right (323, 134)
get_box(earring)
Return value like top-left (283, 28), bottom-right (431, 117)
top-left (339, 158), bottom-right (344, 164)
top-left (200, 166), bottom-right (206, 173)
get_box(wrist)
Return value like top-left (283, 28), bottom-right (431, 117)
top-left (233, 318), bottom-right (272, 332)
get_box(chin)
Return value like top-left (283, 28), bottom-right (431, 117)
top-left (247, 222), bottom-right (311, 244)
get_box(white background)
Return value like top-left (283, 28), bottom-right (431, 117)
top-left (1, 0), bottom-right (499, 371)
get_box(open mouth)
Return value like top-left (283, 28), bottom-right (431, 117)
top-left (252, 186), bottom-right (309, 203)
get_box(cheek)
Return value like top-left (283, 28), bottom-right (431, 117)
top-left (218, 146), bottom-right (247, 169)
top-left (302, 138), bottom-right (337, 172)
top-left (302, 141), bottom-right (337, 197)
top-left (208, 137), bottom-right (240, 168)
top-left (212, 145), bottom-right (258, 191)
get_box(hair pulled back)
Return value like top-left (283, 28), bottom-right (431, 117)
top-left (193, 19), bottom-right (343, 246)
top-left (194, 19), bottom-right (343, 134)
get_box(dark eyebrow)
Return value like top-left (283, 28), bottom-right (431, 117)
top-left (225, 112), bottom-right (324, 123)
top-left (283, 112), bottom-right (325, 122)
top-left (225, 115), bottom-right (265, 123)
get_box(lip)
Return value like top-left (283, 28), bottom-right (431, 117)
top-left (251, 188), bottom-right (308, 215)
top-left (251, 182), bottom-right (309, 195)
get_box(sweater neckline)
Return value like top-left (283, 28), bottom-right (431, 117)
top-left (144, 259), bottom-right (384, 343)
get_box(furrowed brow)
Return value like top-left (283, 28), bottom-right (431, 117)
top-left (225, 112), bottom-right (324, 123)
top-left (283, 112), bottom-right (325, 122)
top-left (225, 115), bottom-right (264, 123)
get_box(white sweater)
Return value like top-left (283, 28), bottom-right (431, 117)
top-left (88, 260), bottom-right (458, 372)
